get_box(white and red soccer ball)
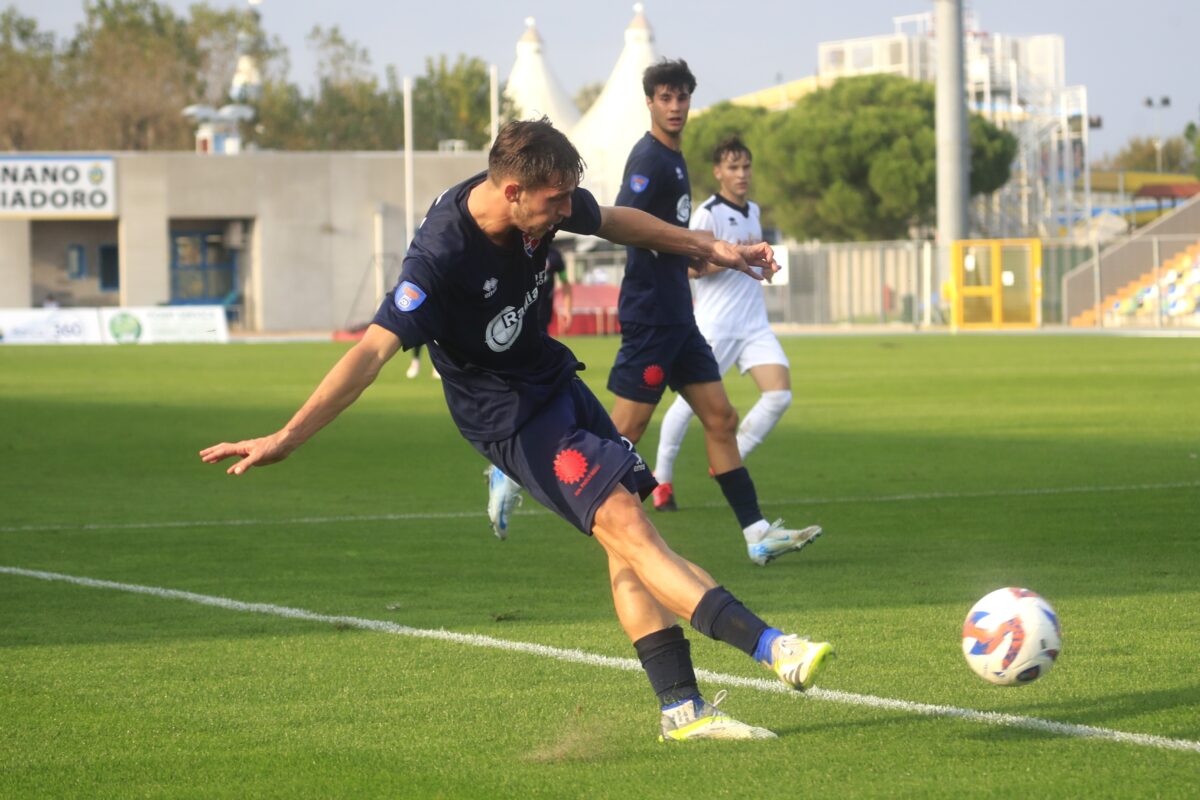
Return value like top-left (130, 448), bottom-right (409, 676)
top-left (962, 587), bottom-right (1062, 686)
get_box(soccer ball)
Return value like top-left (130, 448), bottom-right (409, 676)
top-left (961, 587), bottom-right (1062, 686)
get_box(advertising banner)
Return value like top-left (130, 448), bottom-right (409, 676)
top-left (0, 156), bottom-right (118, 219)
top-left (0, 306), bottom-right (228, 344)
top-left (0, 308), bottom-right (104, 344)
top-left (98, 306), bottom-right (229, 344)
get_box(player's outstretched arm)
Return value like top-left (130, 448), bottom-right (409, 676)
top-left (200, 324), bottom-right (402, 475)
top-left (596, 206), bottom-right (778, 281)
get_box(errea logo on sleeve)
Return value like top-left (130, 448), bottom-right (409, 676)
top-left (394, 281), bottom-right (427, 312)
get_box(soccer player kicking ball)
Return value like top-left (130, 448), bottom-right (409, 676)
top-left (608, 60), bottom-right (820, 566)
top-left (200, 119), bottom-right (833, 741)
top-left (653, 136), bottom-right (797, 519)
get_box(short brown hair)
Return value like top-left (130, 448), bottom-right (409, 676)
top-left (642, 59), bottom-right (696, 97)
top-left (712, 135), bottom-right (751, 165)
top-left (488, 118), bottom-right (585, 189)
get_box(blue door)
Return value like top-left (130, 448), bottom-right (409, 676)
top-left (171, 232), bottom-right (238, 304)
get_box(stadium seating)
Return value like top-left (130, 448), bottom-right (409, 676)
top-left (1100, 242), bottom-right (1200, 327)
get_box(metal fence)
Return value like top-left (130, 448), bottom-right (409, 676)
top-left (574, 232), bottom-right (1200, 330)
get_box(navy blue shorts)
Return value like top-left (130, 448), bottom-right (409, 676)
top-left (607, 322), bottom-right (722, 404)
top-left (468, 377), bottom-right (657, 535)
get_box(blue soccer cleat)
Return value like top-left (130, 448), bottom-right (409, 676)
top-left (485, 465), bottom-right (523, 540)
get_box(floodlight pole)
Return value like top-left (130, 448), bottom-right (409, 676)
top-left (489, 64), bottom-right (500, 145)
top-left (404, 77), bottom-right (415, 249)
top-left (935, 0), bottom-right (969, 248)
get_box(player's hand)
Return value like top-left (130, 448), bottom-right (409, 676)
top-left (710, 240), bottom-right (780, 282)
top-left (199, 431), bottom-right (295, 476)
top-left (557, 307), bottom-right (573, 332)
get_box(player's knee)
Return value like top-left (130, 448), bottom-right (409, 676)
top-left (593, 491), bottom-right (663, 556)
top-left (700, 403), bottom-right (738, 437)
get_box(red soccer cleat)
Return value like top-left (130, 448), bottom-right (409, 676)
top-left (651, 481), bottom-right (678, 512)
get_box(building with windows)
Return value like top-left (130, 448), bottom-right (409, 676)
top-left (0, 151), bottom-right (483, 331)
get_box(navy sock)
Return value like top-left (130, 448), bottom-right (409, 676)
top-left (633, 626), bottom-right (700, 707)
top-left (689, 586), bottom-right (770, 658)
top-left (714, 467), bottom-right (763, 529)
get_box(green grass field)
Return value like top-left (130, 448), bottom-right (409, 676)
top-left (2, 334), bottom-right (1199, 798)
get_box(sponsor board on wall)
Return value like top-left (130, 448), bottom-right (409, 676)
top-left (98, 306), bottom-right (228, 344)
top-left (0, 306), bottom-right (228, 345)
top-left (0, 308), bottom-right (105, 344)
top-left (0, 156), bottom-right (118, 219)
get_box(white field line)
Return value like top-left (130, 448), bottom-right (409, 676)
top-left (3, 480), bottom-right (1198, 535)
top-left (2, 565), bottom-right (1198, 755)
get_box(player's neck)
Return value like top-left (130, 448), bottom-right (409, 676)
top-left (467, 180), bottom-right (516, 247)
top-left (649, 126), bottom-right (682, 152)
top-left (719, 189), bottom-right (749, 208)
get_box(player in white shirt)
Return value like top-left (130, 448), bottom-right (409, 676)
top-left (652, 137), bottom-right (804, 528)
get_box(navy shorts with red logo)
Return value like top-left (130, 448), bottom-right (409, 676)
top-left (468, 377), bottom-right (657, 535)
top-left (606, 322), bottom-right (722, 404)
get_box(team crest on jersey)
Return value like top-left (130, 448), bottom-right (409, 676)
top-left (676, 194), bottom-right (691, 223)
top-left (394, 281), bottom-right (427, 312)
top-left (483, 277), bottom-right (498, 298)
top-left (522, 232), bottom-right (541, 257)
top-left (630, 174), bottom-right (650, 193)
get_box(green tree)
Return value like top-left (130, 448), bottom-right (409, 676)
top-left (682, 102), bottom-right (768, 200)
top-left (574, 81), bottom-right (603, 114)
top-left (0, 8), bottom-right (66, 149)
top-left (753, 74), bottom-right (1015, 241)
top-left (1095, 135), bottom-right (1194, 174)
top-left (62, 0), bottom-right (202, 150)
top-left (412, 54), bottom-right (510, 150)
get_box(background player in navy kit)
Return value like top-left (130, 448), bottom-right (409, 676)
top-left (653, 137), bottom-right (799, 516)
top-left (608, 60), bottom-right (820, 566)
top-left (201, 119), bottom-right (832, 742)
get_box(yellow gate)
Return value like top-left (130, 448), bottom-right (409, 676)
top-left (951, 239), bottom-right (1042, 329)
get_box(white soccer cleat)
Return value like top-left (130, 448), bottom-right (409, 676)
top-left (763, 634), bottom-right (834, 691)
top-left (746, 521), bottom-right (823, 566)
top-left (485, 465), bottom-right (522, 540)
top-left (658, 690), bottom-right (776, 741)
top-left (405, 358), bottom-right (420, 379)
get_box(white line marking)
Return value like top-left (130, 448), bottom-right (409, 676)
top-left (3, 481), bottom-right (1197, 534)
top-left (3, 565), bottom-right (1198, 754)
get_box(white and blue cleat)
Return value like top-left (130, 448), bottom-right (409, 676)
top-left (747, 521), bottom-right (823, 566)
top-left (485, 464), bottom-right (523, 540)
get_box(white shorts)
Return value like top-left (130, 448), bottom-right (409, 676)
top-left (706, 328), bottom-right (789, 376)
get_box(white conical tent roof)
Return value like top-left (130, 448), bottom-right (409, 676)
top-left (570, 3), bottom-right (658, 205)
top-left (504, 17), bottom-right (580, 132)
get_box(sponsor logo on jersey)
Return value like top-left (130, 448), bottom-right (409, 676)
top-left (554, 448), bottom-right (588, 484)
top-left (676, 194), bottom-right (691, 223)
top-left (394, 281), bottom-right (427, 312)
top-left (522, 232), bottom-right (541, 257)
top-left (642, 364), bottom-right (665, 387)
top-left (630, 174), bottom-right (650, 193)
top-left (483, 277), bottom-right (498, 298)
top-left (483, 287), bottom-right (539, 352)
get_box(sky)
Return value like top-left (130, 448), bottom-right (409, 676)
top-left (16, 0), bottom-right (1198, 161)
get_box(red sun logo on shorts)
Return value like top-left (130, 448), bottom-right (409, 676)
top-left (554, 448), bottom-right (589, 484)
top-left (642, 364), bottom-right (665, 387)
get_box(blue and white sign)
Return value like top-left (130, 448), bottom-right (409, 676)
top-left (0, 156), bottom-right (118, 219)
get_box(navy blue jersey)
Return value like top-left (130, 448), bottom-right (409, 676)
top-left (536, 246), bottom-right (567, 332)
top-left (614, 133), bottom-right (693, 326)
top-left (372, 172), bottom-right (603, 441)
